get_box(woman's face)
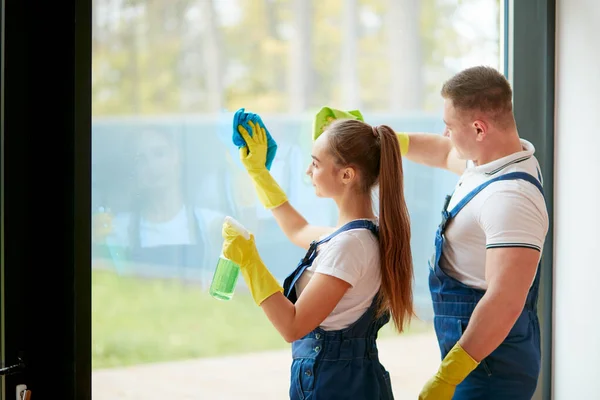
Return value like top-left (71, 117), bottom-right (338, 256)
top-left (305, 131), bottom-right (347, 199)
top-left (134, 131), bottom-right (180, 191)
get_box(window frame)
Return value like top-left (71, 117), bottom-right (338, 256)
top-left (509, 1), bottom-right (556, 399)
top-left (0, 1), bottom-right (555, 399)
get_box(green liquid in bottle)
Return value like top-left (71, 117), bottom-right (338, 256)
top-left (209, 257), bottom-right (240, 301)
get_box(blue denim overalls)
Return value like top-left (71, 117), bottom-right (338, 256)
top-left (282, 220), bottom-right (394, 400)
top-left (429, 171), bottom-right (545, 399)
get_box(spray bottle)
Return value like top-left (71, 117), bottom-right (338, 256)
top-left (209, 216), bottom-right (250, 301)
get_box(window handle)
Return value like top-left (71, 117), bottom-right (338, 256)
top-left (0, 356), bottom-right (25, 376)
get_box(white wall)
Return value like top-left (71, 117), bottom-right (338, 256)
top-left (553, 1), bottom-right (600, 399)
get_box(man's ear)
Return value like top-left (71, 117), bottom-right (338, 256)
top-left (473, 120), bottom-right (488, 142)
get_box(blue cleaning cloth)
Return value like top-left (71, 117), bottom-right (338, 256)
top-left (232, 108), bottom-right (277, 171)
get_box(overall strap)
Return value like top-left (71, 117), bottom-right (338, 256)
top-left (525, 257), bottom-right (544, 310)
top-left (448, 172), bottom-right (544, 218)
top-left (284, 220), bottom-right (378, 303)
top-left (316, 219), bottom-right (379, 246)
top-left (302, 220), bottom-right (378, 269)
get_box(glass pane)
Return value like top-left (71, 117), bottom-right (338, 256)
top-left (91, 0), bottom-right (502, 398)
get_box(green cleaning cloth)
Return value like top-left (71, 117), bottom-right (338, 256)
top-left (312, 106), bottom-right (364, 141)
top-left (311, 105), bottom-right (410, 155)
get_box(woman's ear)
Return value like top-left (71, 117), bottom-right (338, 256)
top-left (341, 166), bottom-right (356, 185)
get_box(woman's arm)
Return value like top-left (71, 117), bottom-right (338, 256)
top-left (236, 121), bottom-right (334, 249)
top-left (258, 230), bottom-right (367, 342)
top-left (260, 272), bottom-right (350, 342)
top-left (222, 218), bottom-right (371, 343)
top-left (271, 202), bottom-right (335, 250)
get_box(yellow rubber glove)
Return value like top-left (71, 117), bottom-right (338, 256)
top-left (237, 121), bottom-right (288, 209)
top-left (221, 218), bottom-right (283, 306)
top-left (418, 343), bottom-right (479, 400)
top-left (396, 132), bottom-right (410, 156)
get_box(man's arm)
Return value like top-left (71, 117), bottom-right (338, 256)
top-left (418, 246), bottom-right (540, 399)
top-left (403, 133), bottom-right (466, 175)
top-left (419, 182), bottom-right (548, 399)
top-left (458, 188), bottom-right (548, 360)
top-left (457, 247), bottom-right (540, 361)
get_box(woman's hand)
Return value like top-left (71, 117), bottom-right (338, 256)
top-left (221, 218), bottom-right (349, 343)
top-left (237, 121), bottom-right (269, 173)
top-left (235, 120), bottom-right (288, 209)
top-left (221, 218), bottom-right (283, 305)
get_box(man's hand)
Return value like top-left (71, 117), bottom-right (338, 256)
top-left (312, 106), bottom-right (410, 155)
top-left (419, 343), bottom-right (479, 400)
top-left (312, 106), bottom-right (364, 141)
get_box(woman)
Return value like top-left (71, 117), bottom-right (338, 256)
top-left (222, 118), bottom-right (413, 399)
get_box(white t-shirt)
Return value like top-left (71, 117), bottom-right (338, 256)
top-left (294, 221), bottom-right (381, 331)
top-left (106, 205), bottom-right (224, 268)
top-left (440, 139), bottom-right (549, 290)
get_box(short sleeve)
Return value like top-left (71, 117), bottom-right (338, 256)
top-left (311, 231), bottom-right (371, 287)
top-left (478, 188), bottom-right (548, 252)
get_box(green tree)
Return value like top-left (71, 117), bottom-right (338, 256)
top-left (91, 0), bottom-right (500, 116)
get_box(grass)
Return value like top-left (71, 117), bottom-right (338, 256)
top-left (92, 269), bottom-right (432, 370)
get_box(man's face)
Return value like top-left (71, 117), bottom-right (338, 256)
top-left (443, 99), bottom-right (479, 161)
top-left (134, 132), bottom-right (180, 191)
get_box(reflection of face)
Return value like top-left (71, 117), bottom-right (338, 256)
top-left (305, 131), bottom-right (344, 198)
top-left (134, 131), bottom-right (180, 191)
top-left (443, 99), bottom-right (478, 161)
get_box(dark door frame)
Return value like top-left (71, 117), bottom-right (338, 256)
top-left (1, 0), bottom-right (92, 398)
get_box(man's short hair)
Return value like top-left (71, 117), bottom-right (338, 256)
top-left (441, 66), bottom-right (513, 116)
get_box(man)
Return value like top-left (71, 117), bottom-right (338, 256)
top-left (406, 66), bottom-right (549, 399)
